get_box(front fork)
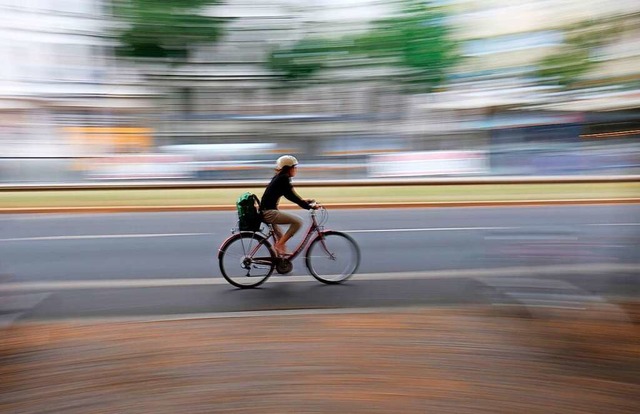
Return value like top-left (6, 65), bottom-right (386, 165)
top-left (315, 231), bottom-right (337, 260)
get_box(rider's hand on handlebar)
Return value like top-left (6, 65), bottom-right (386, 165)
top-left (307, 199), bottom-right (320, 209)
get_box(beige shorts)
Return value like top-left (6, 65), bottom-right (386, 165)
top-left (262, 209), bottom-right (303, 239)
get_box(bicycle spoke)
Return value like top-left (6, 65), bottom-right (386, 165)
top-left (219, 233), bottom-right (275, 288)
top-left (306, 231), bottom-right (360, 284)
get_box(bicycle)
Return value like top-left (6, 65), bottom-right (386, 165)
top-left (218, 203), bottom-right (360, 288)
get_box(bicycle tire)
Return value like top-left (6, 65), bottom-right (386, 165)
top-left (218, 232), bottom-right (275, 288)
top-left (305, 231), bottom-right (360, 284)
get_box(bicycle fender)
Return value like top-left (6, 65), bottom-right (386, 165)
top-left (217, 231), bottom-right (271, 260)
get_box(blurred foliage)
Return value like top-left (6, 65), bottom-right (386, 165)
top-left (267, 38), bottom-right (346, 83)
top-left (268, 0), bottom-right (461, 91)
top-left (537, 48), bottom-right (593, 86)
top-left (536, 14), bottom-right (636, 87)
top-left (113, 0), bottom-right (229, 61)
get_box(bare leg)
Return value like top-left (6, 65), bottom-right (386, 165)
top-left (263, 210), bottom-right (303, 256)
top-left (274, 234), bottom-right (293, 255)
top-left (272, 224), bottom-right (283, 242)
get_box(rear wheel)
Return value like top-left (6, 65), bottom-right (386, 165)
top-left (218, 232), bottom-right (275, 288)
top-left (305, 231), bottom-right (360, 284)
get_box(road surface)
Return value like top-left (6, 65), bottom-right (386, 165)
top-left (0, 205), bottom-right (638, 322)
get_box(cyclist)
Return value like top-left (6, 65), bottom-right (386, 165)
top-left (261, 155), bottom-right (316, 256)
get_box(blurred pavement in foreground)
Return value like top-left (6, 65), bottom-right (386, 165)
top-left (1, 304), bottom-right (639, 413)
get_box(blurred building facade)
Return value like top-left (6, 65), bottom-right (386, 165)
top-left (0, 0), bottom-right (638, 181)
top-left (413, 0), bottom-right (640, 175)
top-left (143, 0), bottom-right (406, 174)
top-left (0, 0), bottom-right (156, 181)
top-left (138, 0), bottom-right (640, 177)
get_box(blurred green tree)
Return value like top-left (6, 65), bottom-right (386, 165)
top-left (268, 0), bottom-right (461, 91)
top-left (536, 16), bottom-right (630, 87)
top-left (113, 0), bottom-right (228, 62)
top-left (267, 38), bottom-right (345, 83)
top-left (353, 0), bottom-right (460, 91)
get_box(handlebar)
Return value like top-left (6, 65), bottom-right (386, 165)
top-left (309, 201), bottom-right (325, 222)
top-left (308, 200), bottom-right (322, 210)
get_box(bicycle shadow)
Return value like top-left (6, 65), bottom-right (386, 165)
top-left (220, 276), bottom-right (358, 312)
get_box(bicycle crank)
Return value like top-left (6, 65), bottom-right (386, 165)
top-left (275, 258), bottom-right (293, 275)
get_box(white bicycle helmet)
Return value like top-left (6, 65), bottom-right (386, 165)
top-left (276, 155), bottom-right (298, 170)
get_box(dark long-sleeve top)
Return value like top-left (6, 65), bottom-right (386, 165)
top-left (260, 173), bottom-right (311, 211)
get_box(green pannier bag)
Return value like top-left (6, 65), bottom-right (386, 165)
top-left (236, 192), bottom-right (262, 232)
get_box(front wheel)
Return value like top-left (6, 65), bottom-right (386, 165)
top-left (218, 232), bottom-right (275, 288)
top-left (305, 231), bottom-right (360, 284)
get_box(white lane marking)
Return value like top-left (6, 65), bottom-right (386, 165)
top-left (0, 233), bottom-right (213, 242)
top-left (0, 228), bottom-right (512, 241)
top-left (1, 263), bottom-right (637, 292)
top-left (0, 222), bottom-right (637, 242)
top-left (484, 235), bottom-right (578, 240)
top-left (12, 305), bottom-right (462, 325)
top-left (345, 226), bottom-right (516, 233)
top-left (344, 223), bottom-right (638, 233)
top-left (587, 223), bottom-right (640, 226)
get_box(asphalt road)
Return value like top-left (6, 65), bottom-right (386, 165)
top-left (0, 205), bottom-right (638, 322)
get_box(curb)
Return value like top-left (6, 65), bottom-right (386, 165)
top-left (1, 198), bottom-right (640, 214)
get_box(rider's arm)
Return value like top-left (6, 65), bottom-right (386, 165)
top-left (282, 178), bottom-right (312, 209)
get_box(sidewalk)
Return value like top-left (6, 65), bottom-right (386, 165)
top-left (1, 304), bottom-right (639, 413)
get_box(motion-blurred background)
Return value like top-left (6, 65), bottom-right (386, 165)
top-left (0, 0), bottom-right (639, 183)
top-left (1, 4), bottom-right (639, 412)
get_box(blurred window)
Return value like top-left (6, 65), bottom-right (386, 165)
top-left (2, 0), bottom-right (21, 9)
top-left (0, 47), bottom-right (5, 80)
top-left (179, 88), bottom-right (193, 114)
top-left (40, 0), bottom-right (93, 14)
top-left (463, 31), bottom-right (562, 56)
top-left (64, 126), bottom-right (153, 156)
top-left (46, 43), bottom-right (94, 82)
top-left (13, 44), bottom-right (29, 81)
top-left (592, 34), bottom-right (640, 61)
